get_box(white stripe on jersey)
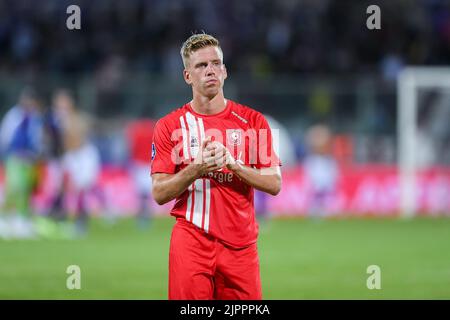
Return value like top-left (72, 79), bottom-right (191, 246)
top-left (185, 112), bottom-right (200, 158)
top-left (179, 115), bottom-right (189, 160)
top-left (181, 113), bottom-right (211, 232)
top-left (192, 179), bottom-right (204, 228)
top-left (197, 117), bottom-right (205, 143)
top-left (185, 183), bottom-right (193, 222)
top-left (204, 179), bottom-right (211, 233)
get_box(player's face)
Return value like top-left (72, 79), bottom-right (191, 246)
top-left (52, 93), bottom-right (74, 117)
top-left (184, 46), bottom-right (227, 99)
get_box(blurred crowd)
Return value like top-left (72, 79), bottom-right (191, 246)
top-left (0, 0), bottom-right (449, 78)
top-left (0, 86), bottom-right (155, 239)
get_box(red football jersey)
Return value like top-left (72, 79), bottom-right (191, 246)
top-left (151, 100), bottom-right (281, 248)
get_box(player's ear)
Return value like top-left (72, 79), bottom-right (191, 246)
top-left (183, 69), bottom-right (192, 85)
top-left (223, 64), bottom-right (228, 80)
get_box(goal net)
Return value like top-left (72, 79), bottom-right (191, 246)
top-left (398, 67), bottom-right (450, 217)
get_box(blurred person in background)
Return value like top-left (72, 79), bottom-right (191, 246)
top-left (54, 89), bottom-right (101, 237)
top-left (125, 118), bottom-right (156, 229)
top-left (33, 89), bottom-right (76, 239)
top-left (254, 114), bottom-right (296, 226)
top-left (0, 87), bottom-right (44, 239)
top-left (44, 92), bottom-right (65, 220)
top-left (303, 124), bottom-right (339, 218)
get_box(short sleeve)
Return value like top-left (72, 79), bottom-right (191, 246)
top-left (254, 114), bottom-right (282, 169)
top-left (151, 119), bottom-right (177, 174)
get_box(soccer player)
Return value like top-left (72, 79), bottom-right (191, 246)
top-left (151, 33), bottom-right (282, 300)
top-left (54, 89), bottom-right (100, 236)
top-left (303, 124), bottom-right (339, 217)
top-left (125, 118), bottom-right (156, 229)
top-left (0, 87), bottom-right (44, 239)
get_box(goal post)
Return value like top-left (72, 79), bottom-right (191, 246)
top-left (397, 67), bottom-right (450, 217)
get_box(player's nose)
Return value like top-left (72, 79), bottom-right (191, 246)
top-left (205, 63), bottom-right (215, 76)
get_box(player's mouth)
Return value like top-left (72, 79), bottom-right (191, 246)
top-left (205, 79), bottom-right (218, 85)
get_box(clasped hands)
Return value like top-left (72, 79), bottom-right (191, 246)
top-left (193, 136), bottom-right (239, 175)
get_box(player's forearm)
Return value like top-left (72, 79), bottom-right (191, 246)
top-left (152, 164), bottom-right (202, 205)
top-left (228, 164), bottom-right (281, 196)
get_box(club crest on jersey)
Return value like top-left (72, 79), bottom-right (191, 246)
top-left (227, 129), bottom-right (242, 146)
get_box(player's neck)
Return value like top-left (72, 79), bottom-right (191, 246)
top-left (190, 93), bottom-right (227, 115)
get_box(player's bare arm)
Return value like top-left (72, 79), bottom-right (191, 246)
top-left (228, 164), bottom-right (281, 196)
top-left (152, 137), bottom-right (226, 205)
top-left (206, 141), bottom-right (281, 196)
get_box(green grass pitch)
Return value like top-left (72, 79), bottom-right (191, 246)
top-left (1, 216), bottom-right (450, 299)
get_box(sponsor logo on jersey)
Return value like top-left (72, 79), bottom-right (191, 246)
top-left (231, 111), bottom-right (248, 124)
top-left (190, 136), bottom-right (199, 148)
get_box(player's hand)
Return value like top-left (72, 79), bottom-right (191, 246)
top-left (193, 136), bottom-right (211, 164)
top-left (191, 136), bottom-right (222, 176)
top-left (207, 141), bottom-right (246, 172)
top-left (203, 141), bottom-right (227, 172)
top-left (205, 141), bottom-right (237, 170)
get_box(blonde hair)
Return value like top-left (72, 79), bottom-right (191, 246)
top-left (180, 33), bottom-right (222, 68)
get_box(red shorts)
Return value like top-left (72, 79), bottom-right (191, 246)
top-left (169, 218), bottom-right (262, 300)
